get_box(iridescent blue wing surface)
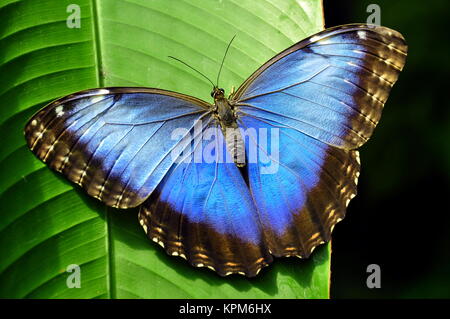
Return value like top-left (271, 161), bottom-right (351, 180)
top-left (24, 88), bottom-right (211, 209)
top-left (235, 24), bottom-right (407, 149)
top-left (138, 121), bottom-right (272, 276)
top-left (231, 24), bottom-right (407, 259)
top-left (238, 116), bottom-right (360, 258)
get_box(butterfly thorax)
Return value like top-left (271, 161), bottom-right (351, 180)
top-left (211, 87), bottom-right (245, 167)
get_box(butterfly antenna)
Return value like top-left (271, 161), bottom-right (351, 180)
top-left (216, 35), bottom-right (236, 88)
top-left (168, 56), bottom-right (215, 88)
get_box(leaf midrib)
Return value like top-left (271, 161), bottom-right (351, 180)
top-left (91, 0), bottom-right (115, 299)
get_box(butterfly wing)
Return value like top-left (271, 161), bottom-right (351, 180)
top-left (24, 87), bottom-right (211, 209)
top-left (234, 24), bottom-right (407, 149)
top-left (232, 24), bottom-right (407, 257)
top-left (239, 116), bottom-right (360, 257)
top-left (138, 120), bottom-right (272, 276)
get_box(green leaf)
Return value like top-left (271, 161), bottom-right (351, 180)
top-left (0, 0), bottom-right (329, 298)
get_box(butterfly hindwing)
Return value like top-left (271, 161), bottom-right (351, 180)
top-left (24, 88), bottom-right (210, 209)
top-left (139, 120), bottom-right (272, 276)
top-left (238, 115), bottom-right (360, 257)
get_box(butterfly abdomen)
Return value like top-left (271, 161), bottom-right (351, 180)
top-left (214, 97), bottom-right (246, 167)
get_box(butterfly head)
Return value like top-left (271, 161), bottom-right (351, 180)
top-left (211, 87), bottom-right (225, 100)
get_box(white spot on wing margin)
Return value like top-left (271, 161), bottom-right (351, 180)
top-left (55, 105), bottom-right (64, 117)
top-left (357, 31), bottom-right (367, 40)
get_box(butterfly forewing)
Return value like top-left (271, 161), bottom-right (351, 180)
top-left (25, 88), bottom-right (210, 209)
top-left (234, 24), bottom-right (407, 150)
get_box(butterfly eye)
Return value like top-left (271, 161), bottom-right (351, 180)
top-left (220, 89), bottom-right (224, 94)
top-left (210, 91), bottom-right (215, 97)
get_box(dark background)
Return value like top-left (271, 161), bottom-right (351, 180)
top-left (323, 0), bottom-right (450, 298)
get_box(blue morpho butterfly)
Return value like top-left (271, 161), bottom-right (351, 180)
top-left (25, 24), bottom-right (407, 277)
